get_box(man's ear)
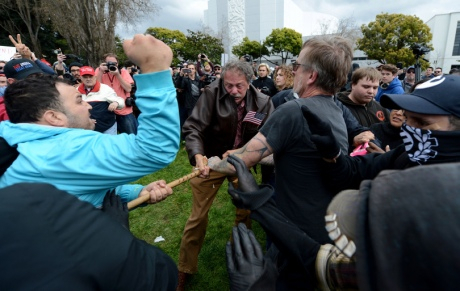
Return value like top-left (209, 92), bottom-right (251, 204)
top-left (42, 110), bottom-right (67, 127)
top-left (7, 78), bottom-right (15, 85)
top-left (307, 70), bottom-right (318, 84)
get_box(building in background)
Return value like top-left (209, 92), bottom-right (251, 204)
top-left (426, 12), bottom-right (460, 72)
top-left (204, 0), bottom-right (337, 62)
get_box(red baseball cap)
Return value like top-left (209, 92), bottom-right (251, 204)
top-left (80, 66), bottom-right (95, 76)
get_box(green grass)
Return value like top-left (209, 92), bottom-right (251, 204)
top-left (129, 147), bottom-right (265, 290)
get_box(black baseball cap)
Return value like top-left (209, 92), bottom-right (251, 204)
top-left (381, 75), bottom-right (460, 118)
top-left (4, 59), bottom-right (43, 80)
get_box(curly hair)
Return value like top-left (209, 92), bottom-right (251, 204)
top-left (273, 65), bottom-right (294, 90)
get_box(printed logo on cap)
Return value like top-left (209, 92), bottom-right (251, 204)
top-left (12, 62), bottom-right (35, 73)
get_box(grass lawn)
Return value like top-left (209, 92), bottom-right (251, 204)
top-left (129, 146), bottom-right (266, 290)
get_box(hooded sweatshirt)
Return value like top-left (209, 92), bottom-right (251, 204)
top-left (0, 70), bottom-right (180, 207)
top-left (337, 91), bottom-right (389, 128)
top-left (374, 77), bottom-right (404, 102)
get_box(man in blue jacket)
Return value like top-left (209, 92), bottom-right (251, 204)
top-left (374, 64), bottom-right (404, 102)
top-left (0, 34), bottom-right (180, 208)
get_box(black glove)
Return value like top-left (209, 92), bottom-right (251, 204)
top-left (226, 223), bottom-right (277, 291)
top-left (101, 189), bottom-right (129, 229)
top-left (228, 155), bottom-right (258, 192)
top-left (301, 105), bottom-right (341, 160)
top-left (227, 155), bottom-right (273, 210)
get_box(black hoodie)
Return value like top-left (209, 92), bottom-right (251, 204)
top-left (337, 91), bottom-right (389, 127)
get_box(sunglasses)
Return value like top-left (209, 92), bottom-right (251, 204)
top-left (292, 61), bottom-right (308, 72)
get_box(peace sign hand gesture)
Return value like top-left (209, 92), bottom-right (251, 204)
top-left (9, 34), bottom-right (32, 60)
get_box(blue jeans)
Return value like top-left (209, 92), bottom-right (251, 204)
top-left (116, 113), bottom-right (138, 134)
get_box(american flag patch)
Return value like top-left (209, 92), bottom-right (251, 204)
top-left (243, 111), bottom-right (266, 126)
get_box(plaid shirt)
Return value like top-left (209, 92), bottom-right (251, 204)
top-left (233, 99), bottom-right (246, 149)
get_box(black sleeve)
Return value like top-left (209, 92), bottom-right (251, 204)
top-left (334, 97), bottom-right (369, 146)
top-left (321, 145), bottom-right (406, 191)
top-left (233, 186), bottom-right (321, 273)
top-left (0, 137), bottom-right (19, 176)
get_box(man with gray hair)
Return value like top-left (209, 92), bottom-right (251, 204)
top-left (177, 60), bottom-right (274, 290)
top-left (208, 35), bottom-right (353, 289)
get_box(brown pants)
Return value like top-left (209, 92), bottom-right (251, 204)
top-left (178, 170), bottom-right (251, 274)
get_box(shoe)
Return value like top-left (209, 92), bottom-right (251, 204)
top-left (176, 271), bottom-right (188, 291)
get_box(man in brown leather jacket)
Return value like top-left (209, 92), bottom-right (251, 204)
top-left (177, 60), bottom-right (274, 290)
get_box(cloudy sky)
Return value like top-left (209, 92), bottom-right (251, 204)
top-left (117, 0), bottom-right (458, 38)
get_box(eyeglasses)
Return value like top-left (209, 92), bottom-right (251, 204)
top-left (434, 71), bottom-right (441, 73)
top-left (407, 71), bottom-right (415, 74)
top-left (292, 61), bottom-right (308, 72)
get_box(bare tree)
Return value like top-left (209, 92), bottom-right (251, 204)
top-left (335, 16), bottom-right (361, 48)
top-left (317, 16), bottom-right (361, 48)
top-left (0, 0), bottom-right (44, 56)
top-left (41, 0), bottom-right (158, 66)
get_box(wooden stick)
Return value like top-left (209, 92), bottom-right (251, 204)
top-left (127, 169), bottom-right (200, 210)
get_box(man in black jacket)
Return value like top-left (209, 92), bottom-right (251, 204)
top-left (307, 74), bottom-right (460, 191)
top-left (226, 155), bottom-right (460, 291)
top-left (0, 183), bottom-right (178, 290)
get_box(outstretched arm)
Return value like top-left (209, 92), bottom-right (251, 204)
top-left (227, 155), bottom-right (320, 276)
top-left (208, 132), bottom-right (273, 175)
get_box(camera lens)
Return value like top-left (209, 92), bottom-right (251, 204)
top-left (109, 65), bottom-right (117, 71)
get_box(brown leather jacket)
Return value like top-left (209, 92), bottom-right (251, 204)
top-left (183, 78), bottom-right (274, 165)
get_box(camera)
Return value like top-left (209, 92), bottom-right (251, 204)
top-left (183, 68), bottom-right (191, 74)
top-left (202, 75), bottom-right (217, 86)
top-left (260, 86), bottom-right (271, 96)
top-left (200, 54), bottom-right (206, 59)
top-left (125, 96), bottom-right (135, 107)
top-left (412, 44), bottom-right (431, 57)
top-left (53, 49), bottom-right (62, 55)
top-left (106, 61), bottom-right (118, 72)
top-left (131, 67), bottom-right (138, 73)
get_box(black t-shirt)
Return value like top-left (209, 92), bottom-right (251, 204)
top-left (259, 95), bottom-right (348, 244)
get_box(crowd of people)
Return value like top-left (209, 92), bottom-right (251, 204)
top-left (1, 31), bottom-right (460, 291)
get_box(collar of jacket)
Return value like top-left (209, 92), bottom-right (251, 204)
top-left (77, 80), bottom-right (101, 94)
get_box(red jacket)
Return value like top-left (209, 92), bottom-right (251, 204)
top-left (0, 97), bottom-right (8, 121)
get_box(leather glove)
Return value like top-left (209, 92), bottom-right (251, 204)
top-left (227, 155), bottom-right (273, 210)
top-left (226, 223), bottom-right (277, 291)
top-left (227, 155), bottom-right (258, 192)
top-left (301, 105), bottom-right (341, 160)
top-left (101, 189), bottom-right (129, 229)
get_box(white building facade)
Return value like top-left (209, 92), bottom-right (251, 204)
top-left (204, 0), bottom-right (337, 60)
top-left (426, 12), bottom-right (460, 72)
